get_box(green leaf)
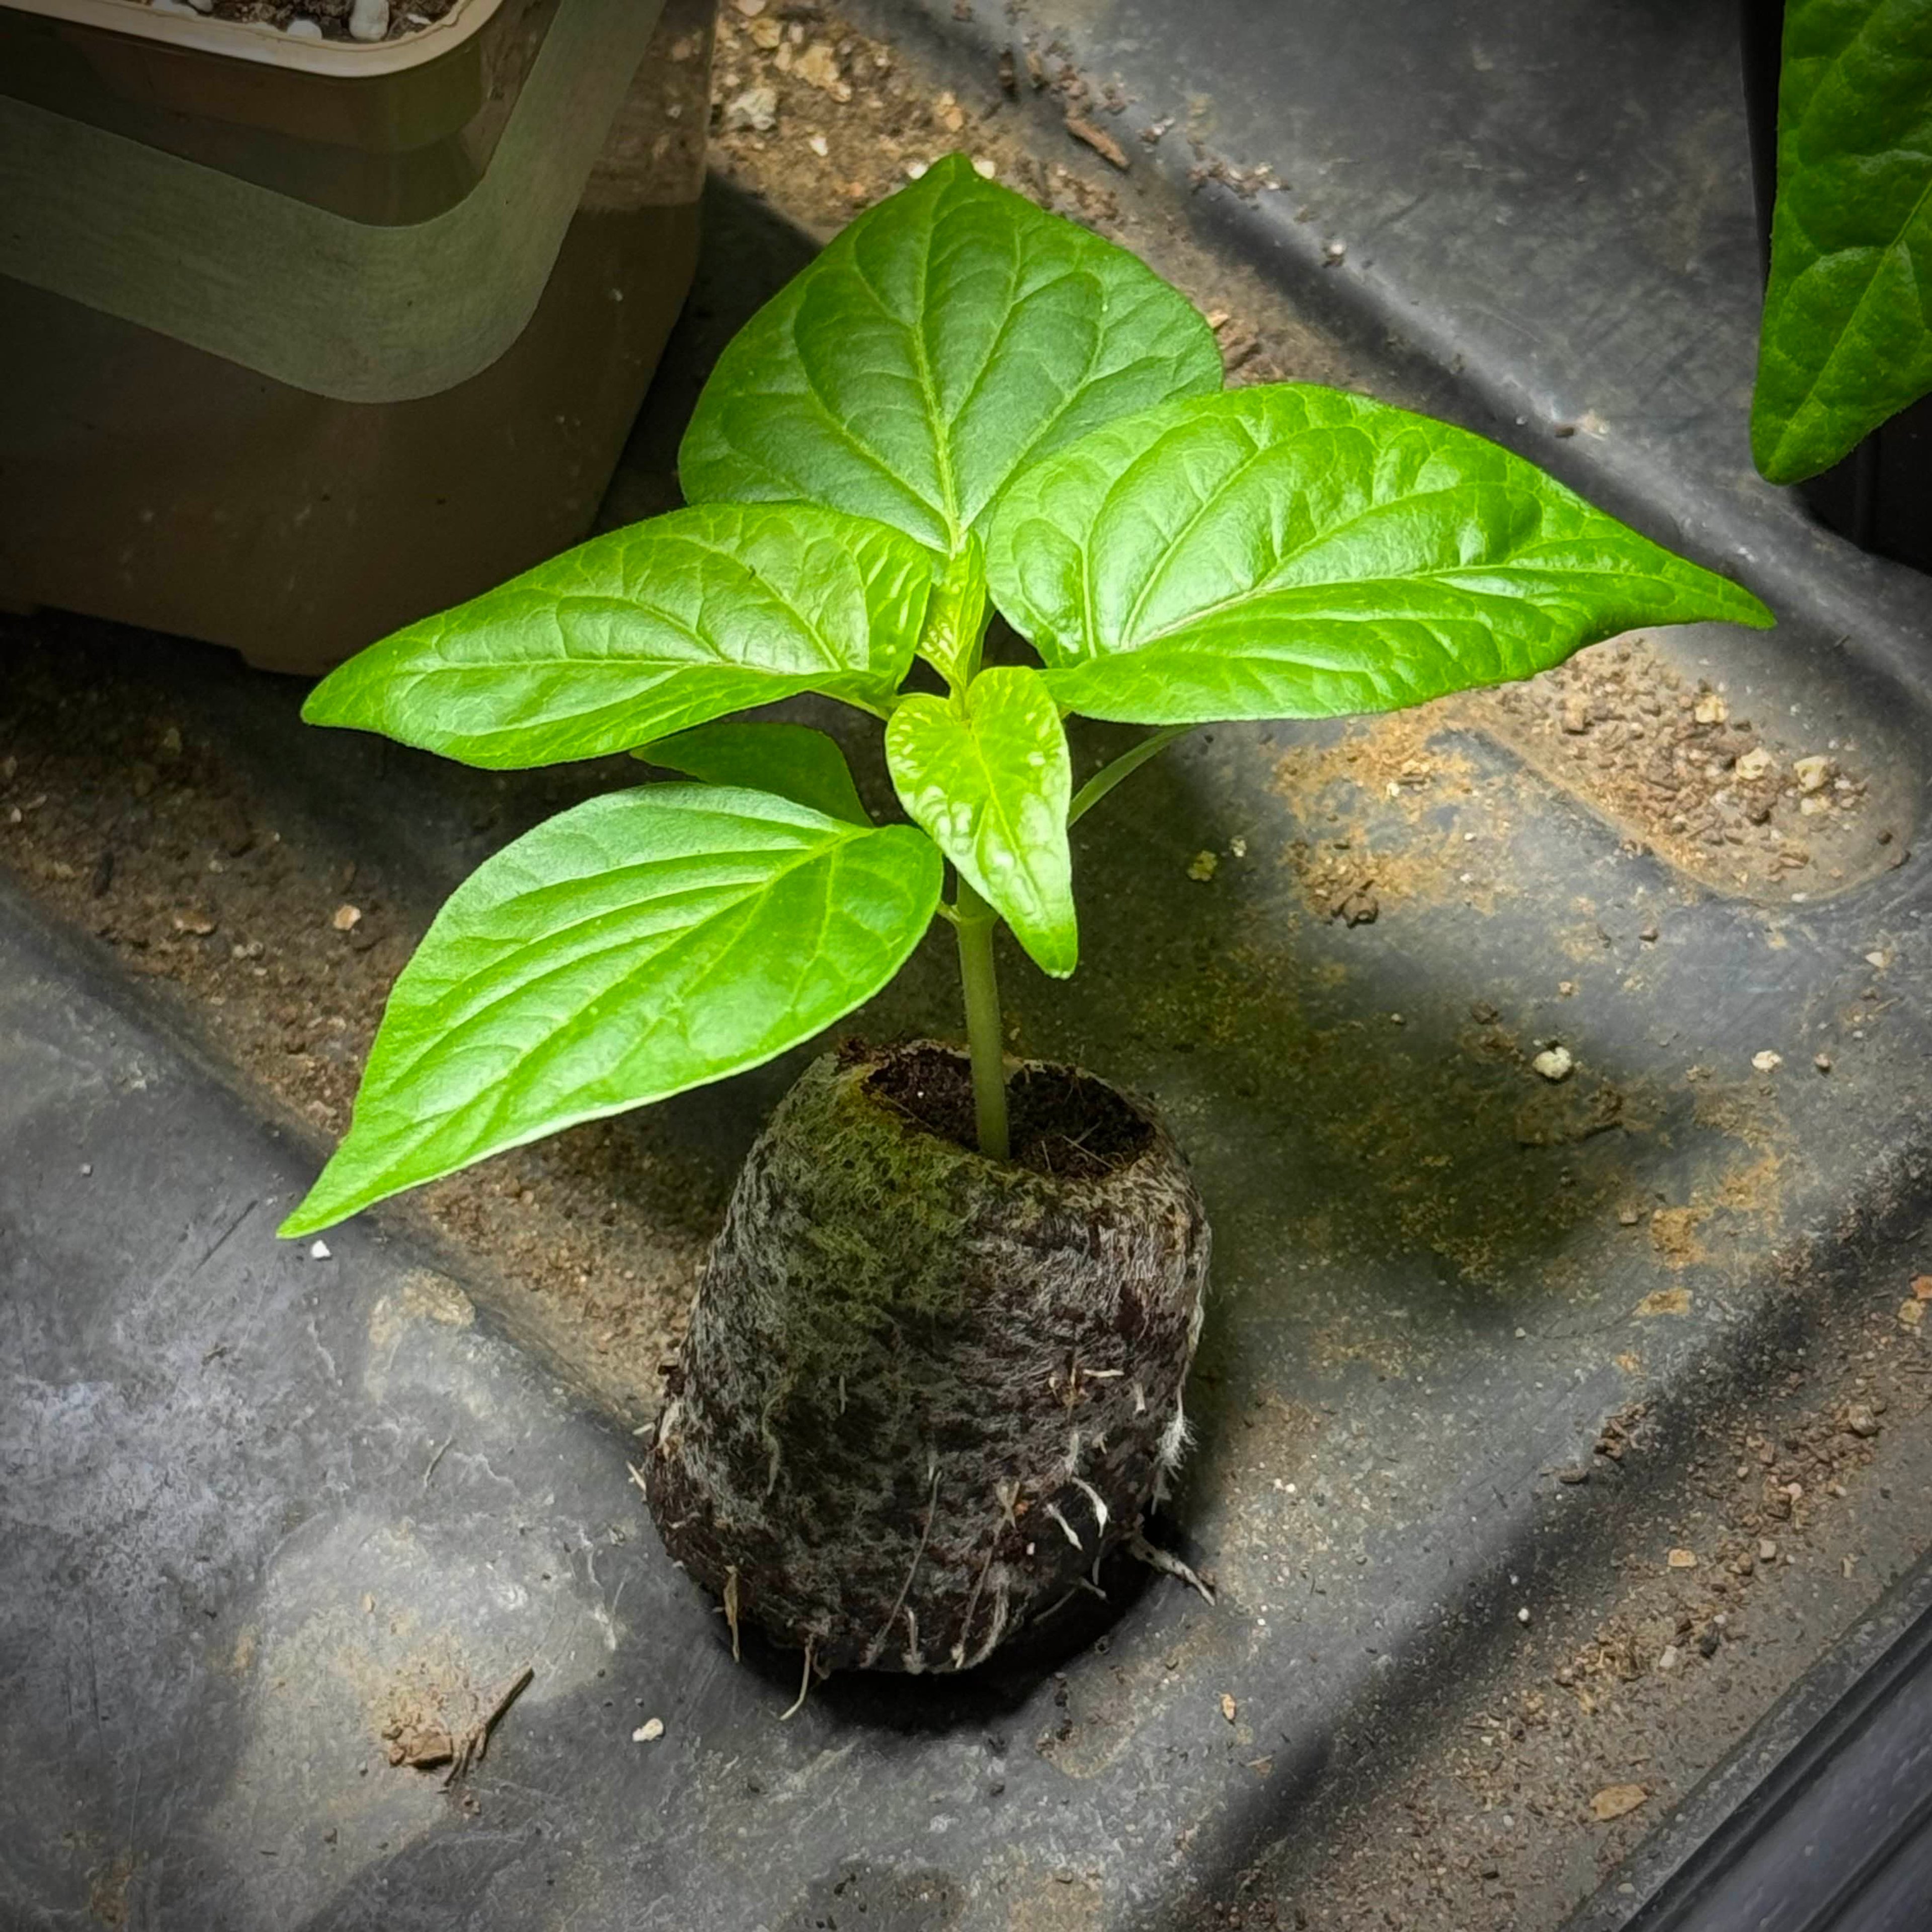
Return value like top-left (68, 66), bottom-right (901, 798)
top-left (887, 667), bottom-right (1075, 977)
top-left (279, 787), bottom-right (941, 1234)
top-left (634, 720), bottom-right (870, 825)
top-left (918, 532), bottom-right (990, 688)
top-left (1752, 0), bottom-right (1932, 484)
top-left (678, 153), bottom-right (1223, 559)
top-left (987, 385), bottom-right (1775, 727)
top-left (302, 504), bottom-right (934, 769)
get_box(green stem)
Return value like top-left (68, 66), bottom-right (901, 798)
top-left (1068, 725), bottom-right (1192, 826)
top-left (952, 876), bottom-right (1010, 1162)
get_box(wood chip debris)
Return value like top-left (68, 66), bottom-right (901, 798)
top-left (1590, 1783), bottom-right (1649, 1821)
top-left (1064, 113), bottom-right (1129, 170)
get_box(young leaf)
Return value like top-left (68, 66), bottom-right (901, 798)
top-left (1752, 0), bottom-right (1932, 484)
top-left (918, 532), bottom-right (990, 688)
top-left (678, 153), bottom-right (1223, 560)
top-left (987, 385), bottom-right (1774, 726)
top-left (634, 720), bottom-right (870, 825)
top-left (302, 504), bottom-right (934, 769)
top-left (279, 787), bottom-right (941, 1234)
top-left (887, 667), bottom-right (1075, 977)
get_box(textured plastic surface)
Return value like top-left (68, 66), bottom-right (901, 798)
top-left (1566, 1554), bottom-right (1932, 1931)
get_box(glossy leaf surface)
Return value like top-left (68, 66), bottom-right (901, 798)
top-left (678, 153), bottom-right (1222, 559)
top-left (635, 720), bottom-right (870, 825)
top-left (281, 786), bottom-right (941, 1233)
top-left (918, 533), bottom-right (991, 688)
top-left (1753, 0), bottom-right (1932, 483)
top-left (303, 505), bottom-right (933, 768)
top-left (988, 386), bottom-right (1774, 725)
top-left (887, 667), bottom-right (1075, 977)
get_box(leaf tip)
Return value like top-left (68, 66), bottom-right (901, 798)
top-left (278, 1155), bottom-right (369, 1238)
top-left (1021, 927), bottom-right (1079, 980)
top-left (275, 1197), bottom-right (331, 1240)
top-left (299, 674), bottom-right (351, 729)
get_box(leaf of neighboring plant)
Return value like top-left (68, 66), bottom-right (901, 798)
top-left (678, 153), bottom-right (1223, 558)
top-left (886, 667), bottom-right (1075, 977)
top-left (302, 504), bottom-right (933, 769)
top-left (987, 385), bottom-right (1774, 725)
top-left (918, 532), bottom-right (990, 687)
top-left (634, 720), bottom-right (870, 825)
top-left (1752, 0), bottom-right (1932, 484)
top-left (278, 787), bottom-right (941, 1235)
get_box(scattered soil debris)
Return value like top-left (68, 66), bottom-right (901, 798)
top-left (1477, 635), bottom-right (1895, 898)
top-left (383, 1662), bottom-right (532, 1786)
top-left (704, 1), bottom-right (1352, 395)
top-left (1209, 1293), bottom-right (1928, 1929)
top-left (0, 632), bottom-right (713, 1413)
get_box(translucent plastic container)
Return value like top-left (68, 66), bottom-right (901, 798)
top-left (0, 0), bottom-right (714, 671)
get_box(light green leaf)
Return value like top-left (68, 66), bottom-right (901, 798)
top-left (918, 532), bottom-right (990, 688)
top-left (887, 667), bottom-right (1075, 977)
top-left (634, 720), bottom-right (870, 825)
top-left (1752, 0), bottom-right (1932, 484)
top-left (302, 504), bottom-right (934, 769)
top-left (678, 153), bottom-right (1223, 559)
top-left (987, 385), bottom-right (1774, 726)
top-left (279, 786), bottom-right (941, 1234)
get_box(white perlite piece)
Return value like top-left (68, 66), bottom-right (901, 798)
top-left (284, 17), bottom-right (324, 36)
top-left (1752, 1050), bottom-right (1783, 1073)
top-left (1532, 1045), bottom-right (1574, 1082)
top-left (348, 0), bottom-right (390, 38)
top-left (631, 1717), bottom-right (665, 1743)
top-left (723, 86), bottom-right (778, 133)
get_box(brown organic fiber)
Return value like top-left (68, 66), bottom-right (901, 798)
top-left (647, 1043), bottom-right (1211, 1674)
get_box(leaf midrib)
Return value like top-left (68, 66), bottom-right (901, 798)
top-left (1089, 484), bottom-right (1571, 654)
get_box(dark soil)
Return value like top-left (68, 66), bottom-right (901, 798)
top-left (865, 1042), bottom-right (1153, 1180)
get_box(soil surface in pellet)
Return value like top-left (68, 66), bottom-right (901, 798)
top-left (864, 1043), bottom-right (1153, 1179)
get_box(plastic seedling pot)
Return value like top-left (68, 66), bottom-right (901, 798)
top-left (1740, 0), bottom-right (1932, 574)
top-left (0, 0), bottom-right (713, 673)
